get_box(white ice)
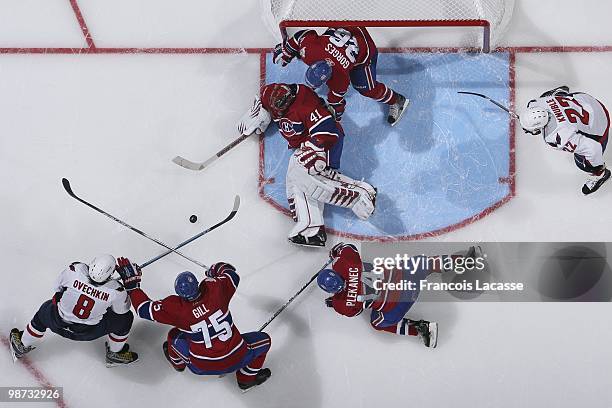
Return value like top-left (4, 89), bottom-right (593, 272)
top-left (1, 1), bottom-right (611, 407)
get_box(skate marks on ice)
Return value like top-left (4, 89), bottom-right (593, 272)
top-left (262, 52), bottom-right (512, 239)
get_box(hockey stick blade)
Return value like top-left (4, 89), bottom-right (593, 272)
top-left (61, 178), bottom-right (209, 270)
top-left (172, 156), bottom-right (205, 171)
top-left (457, 91), bottom-right (520, 119)
top-left (140, 195), bottom-right (240, 268)
top-left (172, 133), bottom-right (252, 172)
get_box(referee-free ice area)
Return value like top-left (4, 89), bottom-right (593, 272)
top-left (1, 1), bottom-right (612, 407)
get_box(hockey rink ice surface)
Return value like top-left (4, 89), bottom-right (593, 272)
top-left (1, 1), bottom-right (612, 407)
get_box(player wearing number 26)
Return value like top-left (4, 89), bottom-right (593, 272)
top-left (9, 255), bottom-right (138, 366)
top-left (116, 258), bottom-right (272, 390)
top-left (274, 27), bottom-right (409, 125)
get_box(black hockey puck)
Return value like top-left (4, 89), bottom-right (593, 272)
top-left (189, 215), bottom-right (197, 223)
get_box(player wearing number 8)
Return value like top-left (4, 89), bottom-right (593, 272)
top-left (9, 254), bottom-right (138, 366)
top-left (116, 259), bottom-right (272, 391)
top-left (274, 27), bottom-right (410, 125)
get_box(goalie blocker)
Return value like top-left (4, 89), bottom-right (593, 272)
top-left (238, 84), bottom-right (377, 247)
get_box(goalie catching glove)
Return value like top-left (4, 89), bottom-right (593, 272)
top-left (116, 257), bottom-right (142, 291)
top-left (237, 96), bottom-right (271, 136)
top-left (296, 141), bottom-right (328, 175)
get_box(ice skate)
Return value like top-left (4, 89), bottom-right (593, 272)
top-left (413, 320), bottom-right (438, 348)
top-left (9, 328), bottom-right (34, 362)
top-left (288, 227), bottom-right (327, 248)
top-left (105, 342), bottom-right (138, 367)
top-left (387, 94), bottom-right (410, 126)
top-left (238, 368), bottom-right (272, 392)
top-left (582, 168), bottom-right (611, 195)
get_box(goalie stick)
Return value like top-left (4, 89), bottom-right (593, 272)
top-left (258, 258), bottom-right (333, 331)
top-left (172, 133), bottom-right (252, 171)
top-left (139, 195), bottom-right (240, 268)
top-left (61, 178), bottom-right (226, 270)
top-left (457, 91), bottom-right (520, 119)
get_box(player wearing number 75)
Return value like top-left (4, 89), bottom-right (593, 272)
top-left (520, 86), bottom-right (611, 195)
top-left (9, 255), bottom-right (138, 366)
top-left (115, 258), bottom-right (272, 391)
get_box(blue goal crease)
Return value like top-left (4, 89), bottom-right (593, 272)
top-left (261, 51), bottom-right (512, 239)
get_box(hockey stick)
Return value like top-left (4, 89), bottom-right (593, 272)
top-left (258, 258), bottom-right (333, 331)
top-left (61, 178), bottom-right (210, 270)
top-left (139, 195), bottom-right (240, 268)
top-left (457, 91), bottom-right (520, 119)
top-left (172, 133), bottom-right (252, 171)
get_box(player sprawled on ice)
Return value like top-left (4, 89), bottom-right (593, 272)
top-left (316, 243), bottom-right (483, 348)
top-left (115, 258), bottom-right (272, 391)
top-left (9, 255), bottom-right (138, 366)
top-left (273, 27), bottom-right (410, 126)
top-left (316, 243), bottom-right (437, 348)
top-left (238, 83), bottom-right (376, 247)
top-left (520, 86), bottom-right (611, 195)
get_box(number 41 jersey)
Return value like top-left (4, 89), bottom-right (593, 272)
top-left (54, 262), bottom-right (131, 325)
top-left (128, 268), bottom-right (247, 372)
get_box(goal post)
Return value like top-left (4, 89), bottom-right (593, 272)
top-left (268, 0), bottom-right (515, 52)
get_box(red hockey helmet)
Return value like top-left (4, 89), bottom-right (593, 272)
top-left (261, 83), bottom-right (297, 118)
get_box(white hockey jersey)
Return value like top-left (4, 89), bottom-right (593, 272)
top-left (54, 262), bottom-right (131, 325)
top-left (528, 92), bottom-right (610, 168)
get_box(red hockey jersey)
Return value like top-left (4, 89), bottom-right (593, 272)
top-left (328, 244), bottom-right (366, 317)
top-left (262, 83), bottom-right (341, 150)
top-left (285, 27), bottom-right (376, 117)
top-left (128, 268), bottom-right (247, 371)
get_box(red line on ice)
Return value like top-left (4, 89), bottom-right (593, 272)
top-left (0, 335), bottom-right (68, 408)
top-left (67, 0), bottom-right (95, 49)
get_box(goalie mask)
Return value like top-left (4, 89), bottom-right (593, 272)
top-left (520, 106), bottom-right (550, 135)
top-left (262, 83), bottom-right (297, 118)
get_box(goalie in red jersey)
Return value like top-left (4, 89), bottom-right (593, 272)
top-left (273, 27), bottom-right (410, 126)
top-left (316, 243), bottom-right (438, 348)
top-left (116, 258), bottom-right (272, 391)
top-left (238, 83), bottom-right (377, 247)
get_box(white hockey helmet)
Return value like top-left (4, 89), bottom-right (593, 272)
top-left (520, 106), bottom-right (550, 134)
top-left (88, 254), bottom-right (116, 283)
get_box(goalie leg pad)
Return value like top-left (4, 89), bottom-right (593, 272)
top-left (287, 187), bottom-right (324, 238)
top-left (322, 168), bottom-right (377, 199)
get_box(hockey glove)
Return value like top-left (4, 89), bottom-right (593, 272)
top-left (116, 257), bottom-right (142, 291)
top-left (296, 141), bottom-right (327, 175)
top-left (330, 242), bottom-right (358, 259)
top-left (272, 43), bottom-right (295, 66)
top-left (238, 96), bottom-right (272, 136)
top-left (206, 262), bottom-right (236, 278)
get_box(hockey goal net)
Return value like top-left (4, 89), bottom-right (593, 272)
top-left (267, 0), bottom-right (515, 52)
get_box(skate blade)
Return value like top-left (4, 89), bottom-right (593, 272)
top-left (240, 381), bottom-right (267, 394)
top-left (105, 359), bottom-right (139, 368)
top-left (428, 322), bottom-right (438, 349)
top-left (287, 239), bottom-right (326, 249)
top-left (9, 346), bottom-right (18, 363)
top-left (390, 98), bottom-right (410, 127)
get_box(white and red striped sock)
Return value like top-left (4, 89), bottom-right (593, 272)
top-left (107, 333), bottom-right (128, 352)
top-left (21, 323), bottom-right (45, 347)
